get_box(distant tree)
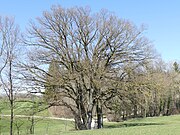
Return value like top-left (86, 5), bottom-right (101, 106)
top-left (110, 59), bottom-right (180, 120)
top-left (0, 16), bottom-right (20, 135)
top-left (173, 62), bottom-right (179, 72)
top-left (22, 6), bottom-right (155, 130)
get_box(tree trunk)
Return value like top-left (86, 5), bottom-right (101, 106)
top-left (162, 100), bottom-right (166, 115)
top-left (74, 114), bottom-right (87, 130)
top-left (96, 100), bottom-right (103, 129)
top-left (79, 88), bottom-right (88, 129)
top-left (87, 110), bottom-right (93, 129)
top-left (87, 88), bottom-right (94, 129)
top-left (166, 96), bottom-right (171, 116)
top-left (9, 60), bottom-right (13, 135)
top-left (80, 102), bottom-right (87, 128)
top-left (10, 100), bottom-right (13, 135)
top-left (30, 116), bottom-right (35, 134)
top-left (75, 97), bottom-right (88, 130)
top-left (133, 104), bottom-right (138, 117)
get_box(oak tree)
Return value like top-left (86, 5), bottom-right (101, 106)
top-left (22, 6), bottom-right (155, 130)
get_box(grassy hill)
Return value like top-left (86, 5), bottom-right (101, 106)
top-left (0, 98), bottom-right (50, 117)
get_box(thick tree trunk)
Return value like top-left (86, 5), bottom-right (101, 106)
top-left (80, 102), bottom-right (87, 129)
top-left (74, 113), bottom-right (87, 130)
top-left (75, 97), bottom-right (88, 130)
top-left (87, 110), bottom-right (93, 129)
top-left (87, 88), bottom-right (94, 129)
top-left (75, 85), bottom-right (88, 130)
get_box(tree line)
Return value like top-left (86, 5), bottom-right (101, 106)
top-left (106, 61), bottom-right (180, 121)
top-left (0, 5), bottom-right (180, 133)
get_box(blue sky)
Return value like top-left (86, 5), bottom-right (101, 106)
top-left (0, 0), bottom-right (180, 62)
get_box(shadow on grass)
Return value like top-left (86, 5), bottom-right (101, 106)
top-left (104, 122), bottom-right (164, 129)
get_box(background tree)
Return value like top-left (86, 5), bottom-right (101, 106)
top-left (0, 16), bottom-right (20, 135)
top-left (106, 60), bottom-right (180, 120)
top-left (44, 60), bottom-right (61, 101)
top-left (173, 62), bottom-right (179, 73)
top-left (22, 5), bottom-right (156, 130)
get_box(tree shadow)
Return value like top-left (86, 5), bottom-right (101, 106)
top-left (104, 122), bottom-right (164, 129)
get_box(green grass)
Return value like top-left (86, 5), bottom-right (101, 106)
top-left (0, 99), bottom-right (75, 134)
top-left (62, 115), bottom-right (180, 135)
top-left (0, 99), bottom-right (50, 117)
top-left (2, 99), bottom-right (180, 134)
top-left (0, 117), bottom-right (74, 135)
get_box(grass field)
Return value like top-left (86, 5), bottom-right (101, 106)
top-left (1, 114), bottom-right (180, 135)
top-left (1, 99), bottom-right (180, 135)
top-left (0, 99), bottom-right (74, 134)
top-left (0, 117), bottom-right (74, 135)
top-left (63, 115), bottom-right (180, 135)
top-left (0, 99), bottom-right (50, 117)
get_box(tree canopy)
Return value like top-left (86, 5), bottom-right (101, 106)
top-left (21, 5), bottom-right (156, 130)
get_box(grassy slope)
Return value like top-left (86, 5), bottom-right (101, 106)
top-left (0, 99), bottom-right (50, 117)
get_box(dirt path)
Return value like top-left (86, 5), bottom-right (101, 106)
top-left (1, 114), bottom-right (75, 121)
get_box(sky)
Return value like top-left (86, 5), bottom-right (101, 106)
top-left (0, 0), bottom-right (180, 62)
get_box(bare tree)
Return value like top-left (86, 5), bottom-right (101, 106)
top-left (0, 16), bottom-right (20, 135)
top-left (22, 6), bottom-right (155, 130)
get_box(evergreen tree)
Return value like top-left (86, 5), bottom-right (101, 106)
top-left (44, 60), bottom-right (61, 101)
